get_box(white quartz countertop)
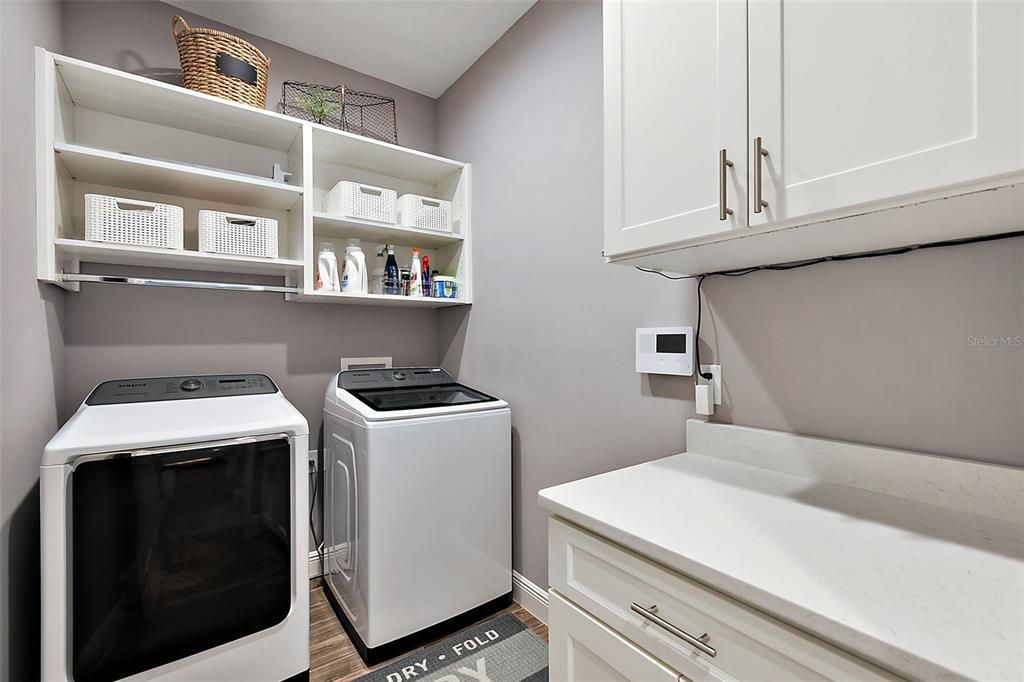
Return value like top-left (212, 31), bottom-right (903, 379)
top-left (538, 421), bottom-right (1024, 682)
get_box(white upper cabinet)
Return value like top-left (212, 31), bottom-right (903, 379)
top-left (748, 0), bottom-right (1024, 228)
top-left (604, 0), bottom-right (1024, 273)
top-left (604, 0), bottom-right (747, 258)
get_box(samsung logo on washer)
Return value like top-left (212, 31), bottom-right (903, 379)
top-left (636, 326), bottom-right (694, 376)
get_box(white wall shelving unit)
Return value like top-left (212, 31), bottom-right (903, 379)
top-left (36, 49), bottom-right (472, 306)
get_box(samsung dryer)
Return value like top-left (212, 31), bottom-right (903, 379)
top-left (41, 374), bottom-right (309, 682)
top-left (322, 368), bottom-right (511, 665)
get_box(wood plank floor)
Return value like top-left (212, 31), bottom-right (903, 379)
top-left (310, 581), bottom-right (548, 682)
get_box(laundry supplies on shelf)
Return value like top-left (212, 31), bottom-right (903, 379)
top-left (433, 276), bottom-right (458, 299)
top-left (421, 255), bottom-right (431, 297)
top-left (341, 239), bottom-right (368, 294)
top-left (316, 242), bottom-right (340, 292)
top-left (408, 248), bottom-right (423, 298)
top-left (383, 244), bottom-right (401, 296)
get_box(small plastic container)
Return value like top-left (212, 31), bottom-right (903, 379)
top-left (198, 210), bottom-right (278, 258)
top-left (432, 276), bottom-right (458, 299)
top-left (323, 181), bottom-right (397, 223)
top-left (85, 194), bottom-right (184, 249)
top-left (369, 268), bottom-right (386, 295)
top-left (396, 194), bottom-right (452, 232)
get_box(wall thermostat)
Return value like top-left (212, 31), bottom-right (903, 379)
top-left (636, 327), bottom-right (693, 376)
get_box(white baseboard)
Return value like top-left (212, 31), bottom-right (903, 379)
top-left (309, 549), bottom-right (322, 578)
top-left (512, 570), bottom-right (549, 624)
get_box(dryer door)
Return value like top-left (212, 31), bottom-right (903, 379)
top-left (70, 434), bottom-right (292, 681)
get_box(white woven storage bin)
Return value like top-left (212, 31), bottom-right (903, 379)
top-left (324, 181), bottom-right (397, 223)
top-left (198, 210), bottom-right (279, 258)
top-left (397, 194), bottom-right (452, 232)
top-left (84, 194), bottom-right (184, 249)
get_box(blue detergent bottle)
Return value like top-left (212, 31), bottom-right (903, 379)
top-left (383, 244), bottom-right (401, 295)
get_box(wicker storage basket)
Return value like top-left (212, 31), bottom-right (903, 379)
top-left (198, 210), bottom-right (279, 258)
top-left (397, 194), bottom-right (452, 232)
top-left (324, 181), bottom-right (397, 223)
top-left (172, 15), bottom-right (270, 108)
top-left (85, 194), bottom-right (184, 249)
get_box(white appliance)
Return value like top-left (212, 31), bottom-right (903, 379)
top-left (41, 374), bottom-right (309, 682)
top-left (636, 326), bottom-right (694, 376)
top-left (322, 367), bottom-right (511, 665)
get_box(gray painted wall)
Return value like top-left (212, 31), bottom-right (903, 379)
top-left (701, 238), bottom-right (1024, 467)
top-left (64, 265), bottom-right (439, 430)
top-left (61, 0), bottom-right (438, 153)
top-left (1, 4), bottom-right (65, 680)
top-left (435, 0), bottom-right (696, 587)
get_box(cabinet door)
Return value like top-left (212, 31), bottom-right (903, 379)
top-left (748, 0), bottom-right (1024, 228)
top-left (604, 0), bottom-right (747, 258)
top-left (549, 592), bottom-right (683, 682)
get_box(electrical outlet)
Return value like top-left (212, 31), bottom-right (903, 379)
top-left (308, 450), bottom-right (318, 474)
top-left (700, 364), bottom-right (723, 406)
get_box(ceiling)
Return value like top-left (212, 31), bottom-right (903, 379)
top-left (165, 0), bottom-right (536, 98)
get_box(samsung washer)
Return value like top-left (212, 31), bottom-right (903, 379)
top-left (41, 374), bottom-right (309, 681)
top-left (322, 367), bottom-right (511, 665)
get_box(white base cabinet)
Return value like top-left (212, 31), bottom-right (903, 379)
top-left (604, 0), bottom-right (1024, 273)
top-left (548, 518), bottom-right (895, 682)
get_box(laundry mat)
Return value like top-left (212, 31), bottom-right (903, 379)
top-left (355, 614), bottom-right (548, 682)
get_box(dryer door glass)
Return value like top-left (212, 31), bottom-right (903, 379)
top-left (71, 437), bottom-right (292, 681)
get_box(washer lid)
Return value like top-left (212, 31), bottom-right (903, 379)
top-left (331, 368), bottom-right (508, 421)
top-left (348, 382), bottom-right (498, 413)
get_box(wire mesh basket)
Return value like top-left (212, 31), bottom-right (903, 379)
top-left (281, 82), bottom-right (398, 144)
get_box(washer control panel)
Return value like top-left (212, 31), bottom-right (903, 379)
top-left (86, 374), bottom-right (278, 405)
top-left (339, 367), bottom-right (453, 391)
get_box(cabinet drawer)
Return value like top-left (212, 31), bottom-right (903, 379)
top-left (549, 518), bottom-right (896, 682)
top-left (549, 591), bottom-right (683, 682)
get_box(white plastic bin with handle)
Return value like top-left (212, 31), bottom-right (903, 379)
top-left (84, 194), bottom-right (184, 249)
top-left (324, 181), bottom-right (397, 223)
top-left (198, 210), bottom-right (279, 258)
top-left (397, 194), bottom-right (452, 232)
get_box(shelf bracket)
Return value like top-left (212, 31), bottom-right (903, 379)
top-left (60, 273), bottom-right (300, 294)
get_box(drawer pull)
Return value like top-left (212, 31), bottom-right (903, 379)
top-left (630, 602), bottom-right (717, 658)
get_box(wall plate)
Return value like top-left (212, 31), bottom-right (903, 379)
top-left (340, 356), bottom-right (392, 371)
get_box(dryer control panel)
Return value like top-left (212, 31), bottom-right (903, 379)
top-left (85, 374), bottom-right (278, 405)
top-left (339, 367), bottom-right (452, 391)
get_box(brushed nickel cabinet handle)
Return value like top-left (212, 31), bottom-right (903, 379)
top-left (719, 148), bottom-right (734, 221)
top-left (630, 602), bottom-right (717, 657)
top-left (754, 136), bottom-right (769, 213)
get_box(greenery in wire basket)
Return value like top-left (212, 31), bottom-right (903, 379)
top-left (294, 85), bottom-right (339, 124)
